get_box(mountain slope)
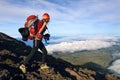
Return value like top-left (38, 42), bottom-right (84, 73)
top-left (0, 32), bottom-right (120, 80)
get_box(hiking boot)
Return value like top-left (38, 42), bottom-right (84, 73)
top-left (40, 63), bottom-right (49, 70)
top-left (19, 64), bottom-right (26, 73)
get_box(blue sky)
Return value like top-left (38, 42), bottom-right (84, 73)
top-left (0, 0), bottom-right (120, 37)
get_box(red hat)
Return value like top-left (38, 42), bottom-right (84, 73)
top-left (42, 13), bottom-right (50, 21)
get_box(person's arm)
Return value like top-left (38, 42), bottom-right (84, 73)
top-left (35, 22), bottom-right (47, 40)
top-left (38, 22), bottom-right (47, 34)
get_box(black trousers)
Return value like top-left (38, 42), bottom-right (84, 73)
top-left (23, 39), bottom-right (47, 65)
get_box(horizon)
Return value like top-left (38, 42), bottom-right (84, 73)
top-left (0, 0), bottom-right (120, 37)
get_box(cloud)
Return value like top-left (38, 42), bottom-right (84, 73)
top-left (46, 35), bottom-right (117, 54)
top-left (49, 35), bottom-right (118, 44)
top-left (108, 59), bottom-right (120, 76)
top-left (1, 0), bottom-right (120, 24)
top-left (112, 52), bottom-right (120, 58)
top-left (90, 36), bottom-right (119, 42)
top-left (0, 0), bottom-right (41, 23)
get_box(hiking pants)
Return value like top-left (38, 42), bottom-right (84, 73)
top-left (23, 39), bottom-right (47, 65)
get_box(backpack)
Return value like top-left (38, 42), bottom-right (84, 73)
top-left (18, 17), bottom-right (37, 41)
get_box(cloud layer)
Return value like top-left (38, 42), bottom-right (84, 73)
top-left (46, 35), bottom-right (117, 54)
top-left (108, 59), bottom-right (120, 76)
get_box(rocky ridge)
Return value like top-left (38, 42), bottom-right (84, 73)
top-left (0, 32), bottom-right (120, 80)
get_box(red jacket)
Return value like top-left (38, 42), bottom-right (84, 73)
top-left (24, 20), bottom-right (46, 40)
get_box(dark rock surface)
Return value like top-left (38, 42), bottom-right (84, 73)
top-left (0, 32), bottom-right (120, 80)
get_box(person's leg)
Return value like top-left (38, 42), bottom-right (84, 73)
top-left (38, 41), bottom-right (49, 69)
top-left (23, 39), bottom-right (39, 65)
top-left (19, 39), bottom-right (39, 73)
top-left (38, 41), bottom-right (48, 64)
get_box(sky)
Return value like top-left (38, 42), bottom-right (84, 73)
top-left (0, 0), bottom-right (120, 37)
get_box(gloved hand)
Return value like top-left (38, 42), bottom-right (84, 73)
top-left (35, 33), bottom-right (42, 40)
top-left (43, 33), bottom-right (50, 40)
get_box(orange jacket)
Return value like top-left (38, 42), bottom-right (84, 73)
top-left (24, 20), bottom-right (46, 40)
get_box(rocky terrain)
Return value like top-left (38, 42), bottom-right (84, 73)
top-left (0, 32), bottom-right (120, 80)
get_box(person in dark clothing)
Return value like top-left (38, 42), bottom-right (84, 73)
top-left (24, 40), bottom-right (47, 65)
top-left (19, 13), bottom-right (50, 73)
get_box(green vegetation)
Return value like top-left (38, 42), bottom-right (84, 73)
top-left (52, 50), bottom-right (114, 68)
top-left (52, 44), bottom-right (120, 68)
